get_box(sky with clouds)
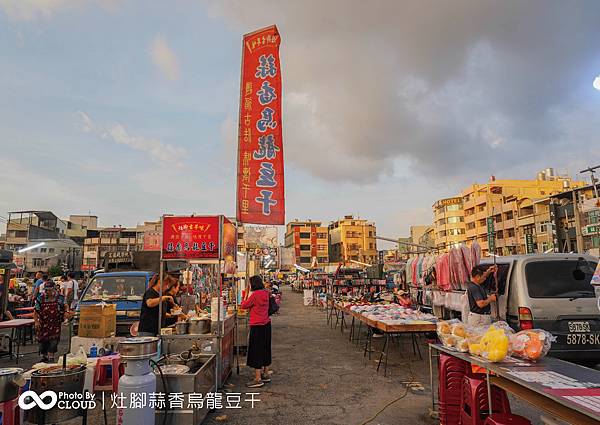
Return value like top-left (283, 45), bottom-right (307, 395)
top-left (1, 0), bottom-right (600, 245)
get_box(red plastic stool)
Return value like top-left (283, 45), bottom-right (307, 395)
top-left (484, 413), bottom-right (532, 425)
top-left (93, 354), bottom-right (124, 393)
top-left (461, 375), bottom-right (511, 425)
top-left (438, 354), bottom-right (468, 425)
top-left (439, 354), bottom-right (468, 405)
top-left (0, 397), bottom-right (20, 425)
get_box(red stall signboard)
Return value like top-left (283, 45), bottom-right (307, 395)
top-left (236, 25), bottom-right (285, 225)
top-left (162, 216), bottom-right (220, 259)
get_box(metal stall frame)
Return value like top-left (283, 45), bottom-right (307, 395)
top-left (158, 215), bottom-right (226, 393)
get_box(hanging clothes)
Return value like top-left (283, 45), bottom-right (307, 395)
top-left (449, 248), bottom-right (461, 290)
top-left (436, 253), bottom-right (450, 291)
top-left (405, 258), bottom-right (413, 287)
top-left (412, 256), bottom-right (419, 287)
top-left (471, 241), bottom-right (482, 267)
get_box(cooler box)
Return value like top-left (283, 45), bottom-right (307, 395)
top-left (78, 304), bottom-right (117, 338)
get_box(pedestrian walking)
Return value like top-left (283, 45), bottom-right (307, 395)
top-left (241, 275), bottom-right (272, 388)
top-left (34, 275), bottom-right (68, 363)
top-left (466, 264), bottom-right (498, 327)
top-left (31, 271), bottom-right (44, 303)
top-left (67, 271), bottom-right (80, 309)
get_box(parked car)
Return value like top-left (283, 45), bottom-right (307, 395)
top-left (487, 254), bottom-right (599, 361)
top-left (74, 271), bottom-right (154, 335)
top-left (426, 253), bottom-right (600, 361)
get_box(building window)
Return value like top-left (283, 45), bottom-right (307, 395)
top-left (33, 258), bottom-right (44, 267)
top-left (369, 243), bottom-right (374, 249)
top-left (317, 245), bottom-right (327, 251)
top-left (368, 231), bottom-right (374, 237)
top-left (299, 244), bottom-right (311, 251)
top-left (446, 205), bottom-right (461, 212)
top-left (299, 232), bottom-right (310, 239)
top-left (48, 248), bottom-right (55, 254)
top-left (299, 256), bottom-right (311, 263)
top-left (40, 248), bottom-right (47, 253)
top-left (523, 224), bottom-right (535, 235)
top-left (317, 233), bottom-right (327, 239)
top-left (318, 257), bottom-right (328, 263)
top-left (505, 211), bottom-right (514, 220)
top-left (447, 216), bottom-right (463, 224)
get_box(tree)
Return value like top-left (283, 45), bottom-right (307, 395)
top-left (47, 265), bottom-right (63, 277)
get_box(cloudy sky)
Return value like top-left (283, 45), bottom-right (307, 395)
top-left (1, 0), bottom-right (600, 243)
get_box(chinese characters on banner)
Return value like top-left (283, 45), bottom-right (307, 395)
top-left (236, 25), bottom-right (285, 225)
top-left (162, 216), bottom-right (220, 259)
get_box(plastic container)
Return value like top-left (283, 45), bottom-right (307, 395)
top-left (89, 343), bottom-right (97, 358)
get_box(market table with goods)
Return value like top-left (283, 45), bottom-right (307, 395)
top-left (328, 301), bottom-right (437, 376)
top-left (431, 317), bottom-right (600, 424)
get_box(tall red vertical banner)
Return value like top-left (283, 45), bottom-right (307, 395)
top-left (236, 25), bottom-right (285, 225)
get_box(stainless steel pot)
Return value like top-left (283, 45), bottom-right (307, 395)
top-left (188, 318), bottom-right (211, 334)
top-left (26, 365), bottom-right (86, 424)
top-left (118, 336), bottom-right (159, 359)
top-left (0, 368), bottom-right (23, 403)
top-left (163, 354), bottom-right (186, 365)
top-left (175, 321), bottom-right (188, 335)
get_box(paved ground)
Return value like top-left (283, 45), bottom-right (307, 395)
top-left (203, 287), bottom-right (548, 425)
top-left (2, 286), bottom-right (549, 424)
top-left (204, 286), bottom-right (437, 425)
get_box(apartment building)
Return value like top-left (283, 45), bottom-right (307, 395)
top-left (418, 226), bottom-right (436, 249)
top-left (5, 211), bottom-right (64, 251)
top-left (462, 169), bottom-right (582, 256)
top-left (284, 220), bottom-right (329, 268)
top-left (532, 185), bottom-right (600, 256)
top-left (328, 216), bottom-right (377, 265)
top-left (432, 197), bottom-right (465, 250)
top-left (83, 226), bottom-right (144, 270)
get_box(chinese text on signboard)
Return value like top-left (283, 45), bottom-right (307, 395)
top-left (162, 216), bottom-right (220, 259)
top-left (236, 25), bottom-right (285, 225)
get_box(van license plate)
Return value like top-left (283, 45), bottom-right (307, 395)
top-left (568, 321), bottom-right (591, 333)
top-left (566, 333), bottom-right (600, 345)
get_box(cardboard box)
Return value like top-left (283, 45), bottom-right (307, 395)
top-left (78, 304), bottom-right (116, 338)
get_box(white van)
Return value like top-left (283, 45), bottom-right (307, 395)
top-left (427, 253), bottom-right (599, 361)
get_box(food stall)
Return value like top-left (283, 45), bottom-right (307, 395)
top-left (157, 215), bottom-right (237, 395)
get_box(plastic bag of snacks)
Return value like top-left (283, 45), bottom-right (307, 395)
top-left (437, 319), bottom-right (469, 352)
top-left (510, 329), bottom-right (554, 362)
top-left (478, 326), bottom-right (511, 362)
top-left (489, 320), bottom-right (515, 335)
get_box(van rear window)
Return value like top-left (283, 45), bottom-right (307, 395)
top-left (525, 260), bottom-right (598, 299)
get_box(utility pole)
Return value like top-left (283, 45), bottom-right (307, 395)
top-left (580, 165), bottom-right (600, 198)
top-left (579, 165), bottom-right (600, 255)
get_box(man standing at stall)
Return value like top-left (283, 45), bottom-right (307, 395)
top-left (138, 274), bottom-right (174, 336)
top-left (466, 264), bottom-right (498, 327)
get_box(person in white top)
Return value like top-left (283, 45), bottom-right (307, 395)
top-left (67, 271), bottom-right (79, 308)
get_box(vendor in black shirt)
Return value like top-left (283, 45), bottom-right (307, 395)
top-left (138, 274), bottom-right (174, 336)
top-left (466, 264), bottom-right (498, 327)
top-left (164, 279), bottom-right (187, 327)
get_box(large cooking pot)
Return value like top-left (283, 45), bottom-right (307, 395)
top-left (175, 321), bottom-right (188, 335)
top-left (0, 368), bottom-right (23, 403)
top-left (118, 336), bottom-right (159, 360)
top-left (26, 365), bottom-right (86, 424)
top-left (188, 317), bottom-right (211, 334)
